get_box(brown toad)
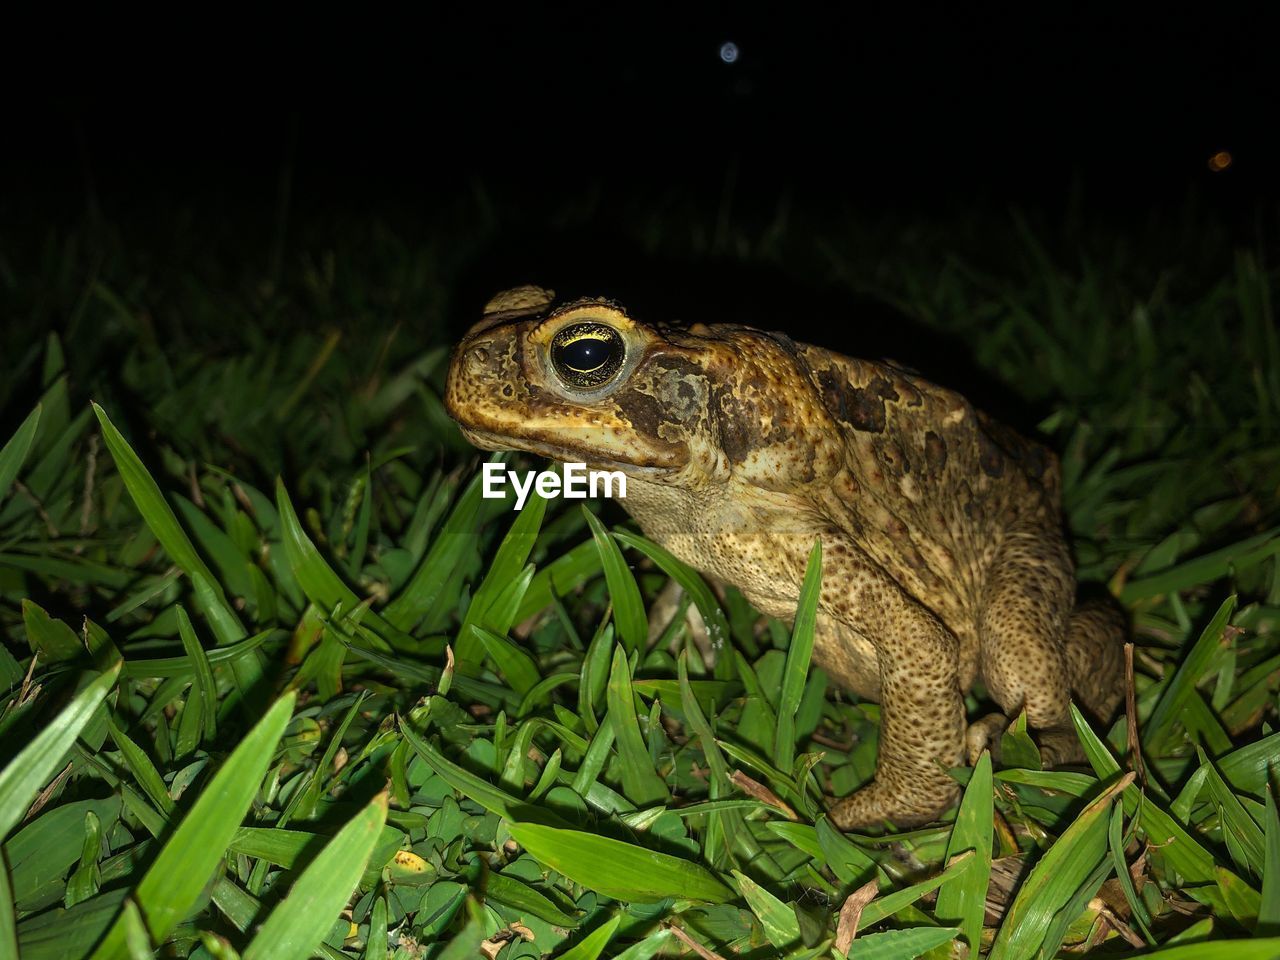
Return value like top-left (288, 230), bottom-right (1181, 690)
top-left (444, 285), bottom-right (1126, 828)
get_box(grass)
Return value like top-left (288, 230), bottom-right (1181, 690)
top-left (1, 197), bottom-right (1279, 959)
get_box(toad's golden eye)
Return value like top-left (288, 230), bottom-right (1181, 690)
top-left (550, 322), bottom-right (625, 389)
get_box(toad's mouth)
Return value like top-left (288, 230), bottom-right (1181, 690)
top-left (457, 425), bottom-right (681, 478)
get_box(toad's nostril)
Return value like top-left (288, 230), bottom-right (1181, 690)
top-left (467, 343), bottom-right (491, 368)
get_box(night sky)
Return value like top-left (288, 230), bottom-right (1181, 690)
top-left (6, 7), bottom-right (1276, 232)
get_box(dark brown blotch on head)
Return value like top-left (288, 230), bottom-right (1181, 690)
top-left (711, 379), bottom-right (799, 468)
top-left (648, 354), bottom-right (707, 381)
top-left (614, 389), bottom-right (669, 440)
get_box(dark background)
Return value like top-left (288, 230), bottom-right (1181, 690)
top-left (8, 8), bottom-right (1276, 218)
top-left (3, 5), bottom-right (1277, 358)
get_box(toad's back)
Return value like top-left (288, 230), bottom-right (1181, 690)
top-left (794, 341), bottom-right (1062, 617)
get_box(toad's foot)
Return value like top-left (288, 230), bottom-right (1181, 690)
top-left (827, 777), bottom-right (962, 831)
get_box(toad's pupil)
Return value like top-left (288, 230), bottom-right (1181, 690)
top-left (561, 338), bottom-right (610, 372)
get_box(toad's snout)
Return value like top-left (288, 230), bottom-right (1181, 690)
top-left (444, 330), bottom-right (521, 429)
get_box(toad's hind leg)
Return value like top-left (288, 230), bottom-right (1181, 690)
top-left (978, 521), bottom-right (1084, 766)
top-left (823, 546), bottom-right (967, 830)
top-left (1064, 597), bottom-right (1126, 725)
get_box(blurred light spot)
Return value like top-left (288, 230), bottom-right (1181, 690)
top-left (1208, 150), bottom-right (1232, 172)
top-left (719, 41), bottom-right (739, 64)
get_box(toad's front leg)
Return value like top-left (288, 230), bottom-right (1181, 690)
top-left (818, 546), bottom-right (967, 829)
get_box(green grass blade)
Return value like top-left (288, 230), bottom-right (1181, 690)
top-left (998, 709), bottom-right (1041, 770)
top-left (1108, 802), bottom-right (1155, 943)
top-left (678, 653), bottom-right (734, 865)
top-left (516, 671), bottom-right (580, 717)
top-left (1071, 703), bottom-right (1219, 885)
top-left (119, 900), bottom-right (150, 960)
top-left (611, 530), bottom-right (731, 649)
top-left (454, 491), bottom-right (546, 663)
top-left (15, 890), bottom-right (129, 960)
top-left (578, 623), bottom-right (613, 733)
top-left (1260, 785), bottom-right (1280, 935)
top-left (1199, 748), bottom-right (1265, 878)
top-left (838, 926), bottom-right (962, 960)
top-left (275, 479), bottom-right (408, 648)
top-left (0, 662), bottom-right (120, 840)
top-left (433, 896), bottom-right (487, 959)
top-left (1124, 941), bottom-right (1280, 960)
top-left (484, 871), bottom-right (580, 926)
top-left (398, 717), bottom-right (520, 819)
top-left (295, 692), bottom-right (366, 820)
top-left (176, 605), bottom-right (218, 743)
top-left (553, 914), bottom-right (620, 960)
top-left (228, 827), bottom-right (316, 868)
top-left (384, 472), bottom-right (484, 631)
top-left (515, 540), bottom-right (603, 624)
top-left (606, 645), bottom-right (669, 806)
top-left (22, 599), bottom-right (83, 663)
top-left (90, 692), bottom-right (297, 957)
top-left (92, 404), bottom-right (261, 701)
top-left (774, 539), bottom-right (820, 773)
top-left (815, 816), bottom-right (878, 887)
top-left (0, 844), bottom-right (17, 960)
top-left (1121, 532), bottom-right (1280, 603)
top-left (1217, 729), bottom-right (1280, 796)
top-left (934, 751), bottom-right (993, 952)
top-left (364, 894), bottom-right (387, 960)
top-left (120, 628), bottom-right (279, 678)
top-left (499, 718), bottom-right (538, 791)
top-left (733, 870), bottom-right (800, 948)
top-left (471, 625), bottom-right (541, 697)
top-left (65, 809), bottom-right (105, 908)
top-left (105, 719), bottom-right (175, 816)
top-left (1, 405), bottom-right (87, 527)
top-left (505, 820), bottom-right (734, 903)
top-left (242, 793), bottom-right (388, 960)
top-left (582, 509), bottom-right (647, 653)
top-left (858, 850), bottom-right (973, 927)
top-left (91, 404), bottom-right (227, 609)
top-left (989, 774), bottom-right (1132, 960)
top-left (0, 403), bottom-right (42, 504)
top-left (608, 928), bottom-right (675, 959)
top-left (1144, 595), bottom-right (1237, 754)
top-left (473, 563), bottom-right (537, 639)
top-left (1216, 864), bottom-right (1263, 925)
top-left (347, 463), bottom-right (373, 582)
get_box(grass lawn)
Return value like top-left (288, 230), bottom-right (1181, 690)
top-left (1, 199), bottom-right (1278, 959)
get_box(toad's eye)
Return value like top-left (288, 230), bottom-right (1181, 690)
top-left (550, 322), bottom-right (625, 389)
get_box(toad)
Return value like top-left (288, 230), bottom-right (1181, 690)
top-left (444, 285), bottom-right (1125, 828)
